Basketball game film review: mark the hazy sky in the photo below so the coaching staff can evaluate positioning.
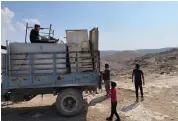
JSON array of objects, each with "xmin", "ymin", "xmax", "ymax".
[{"xmin": 1, "ymin": 1, "xmax": 178, "ymax": 50}]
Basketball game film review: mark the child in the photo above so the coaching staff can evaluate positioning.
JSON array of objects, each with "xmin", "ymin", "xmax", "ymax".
[{"xmin": 106, "ymin": 81, "xmax": 121, "ymax": 121}]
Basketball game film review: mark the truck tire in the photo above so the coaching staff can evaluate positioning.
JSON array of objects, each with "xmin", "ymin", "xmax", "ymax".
[{"xmin": 56, "ymin": 88, "xmax": 84, "ymax": 116}]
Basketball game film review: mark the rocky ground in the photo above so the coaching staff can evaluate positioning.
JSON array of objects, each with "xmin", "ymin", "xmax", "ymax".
[{"xmin": 2, "ymin": 73, "xmax": 178, "ymax": 121}]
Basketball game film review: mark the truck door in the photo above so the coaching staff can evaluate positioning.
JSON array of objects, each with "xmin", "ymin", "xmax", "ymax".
[{"xmin": 89, "ymin": 27, "xmax": 99, "ymax": 71}]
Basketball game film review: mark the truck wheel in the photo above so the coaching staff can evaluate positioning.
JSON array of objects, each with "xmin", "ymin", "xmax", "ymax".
[{"xmin": 56, "ymin": 88, "xmax": 84, "ymax": 116}]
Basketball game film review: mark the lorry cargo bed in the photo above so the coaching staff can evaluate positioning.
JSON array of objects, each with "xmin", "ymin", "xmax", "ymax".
[{"xmin": 1, "ymin": 50, "xmax": 100, "ymax": 94}]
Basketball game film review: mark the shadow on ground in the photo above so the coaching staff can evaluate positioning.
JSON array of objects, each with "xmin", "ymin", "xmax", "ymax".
[
  {"xmin": 120, "ymin": 101, "xmax": 139, "ymax": 112},
  {"xmin": 1, "ymin": 95, "xmax": 108, "ymax": 121},
  {"xmin": 2, "ymin": 101, "xmax": 88, "ymax": 121},
  {"xmin": 88, "ymin": 95, "xmax": 108, "ymax": 106}
]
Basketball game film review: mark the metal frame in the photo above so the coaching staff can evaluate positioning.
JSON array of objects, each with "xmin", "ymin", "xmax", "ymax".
[
  {"xmin": 89, "ymin": 27, "xmax": 100, "ymax": 72},
  {"xmin": 1, "ymin": 51, "xmax": 100, "ymax": 94},
  {"xmin": 7, "ymin": 51, "xmax": 100, "ymax": 72},
  {"xmin": 25, "ymin": 23, "xmax": 55, "ymax": 43}
]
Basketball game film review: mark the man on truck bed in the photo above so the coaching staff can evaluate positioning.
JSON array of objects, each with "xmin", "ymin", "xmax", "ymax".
[
  {"xmin": 103, "ymin": 63, "xmax": 110, "ymax": 97},
  {"xmin": 30, "ymin": 24, "xmax": 59, "ymax": 43}
]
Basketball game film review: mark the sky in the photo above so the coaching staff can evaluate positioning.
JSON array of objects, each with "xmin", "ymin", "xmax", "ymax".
[{"xmin": 1, "ymin": 1, "xmax": 178, "ymax": 50}]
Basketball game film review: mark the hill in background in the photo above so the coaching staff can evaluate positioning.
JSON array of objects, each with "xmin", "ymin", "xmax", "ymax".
[
  {"xmin": 100, "ymin": 47, "xmax": 177, "ymax": 57},
  {"xmin": 101, "ymin": 51, "xmax": 144, "ymax": 63},
  {"xmin": 101, "ymin": 48, "xmax": 178, "ymax": 77}
]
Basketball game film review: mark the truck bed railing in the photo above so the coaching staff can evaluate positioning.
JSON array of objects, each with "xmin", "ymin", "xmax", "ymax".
[
  {"xmin": 2, "ymin": 51, "xmax": 100, "ymax": 76},
  {"xmin": 8, "ymin": 51, "xmax": 99, "ymax": 55}
]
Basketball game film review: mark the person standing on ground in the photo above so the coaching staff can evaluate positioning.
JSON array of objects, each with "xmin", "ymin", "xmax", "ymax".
[
  {"xmin": 103, "ymin": 64, "xmax": 110, "ymax": 96},
  {"xmin": 132, "ymin": 64, "xmax": 145, "ymax": 102},
  {"xmin": 106, "ymin": 81, "xmax": 121, "ymax": 121},
  {"xmin": 98, "ymin": 71, "xmax": 103, "ymax": 93}
]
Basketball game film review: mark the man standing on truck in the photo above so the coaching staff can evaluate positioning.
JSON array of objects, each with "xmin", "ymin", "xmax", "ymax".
[
  {"xmin": 132, "ymin": 64, "xmax": 145, "ymax": 102},
  {"xmin": 103, "ymin": 63, "xmax": 111, "ymax": 97},
  {"xmin": 30, "ymin": 24, "xmax": 59, "ymax": 43}
]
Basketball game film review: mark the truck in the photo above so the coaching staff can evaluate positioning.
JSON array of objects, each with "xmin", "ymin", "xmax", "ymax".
[{"xmin": 1, "ymin": 24, "xmax": 100, "ymax": 116}]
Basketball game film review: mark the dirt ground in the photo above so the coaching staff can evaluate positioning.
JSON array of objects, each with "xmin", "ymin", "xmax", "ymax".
[{"xmin": 2, "ymin": 74, "xmax": 178, "ymax": 121}]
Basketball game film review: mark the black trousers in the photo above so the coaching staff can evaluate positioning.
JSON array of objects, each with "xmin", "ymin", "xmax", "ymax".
[
  {"xmin": 30, "ymin": 36, "xmax": 57, "ymax": 43},
  {"xmin": 135, "ymin": 83, "xmax": 143, "ymax": 98},
  {"xmin": 109, "ymin": 102, "xmax": 121, "ymax": 120}
]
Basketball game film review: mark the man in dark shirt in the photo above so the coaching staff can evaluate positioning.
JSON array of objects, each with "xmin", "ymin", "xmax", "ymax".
[
  {"xmin": 103, "ymin": 63, "xmax": 110, "ymax": 96},
  {"xmin": 132, "ymin": 64, "xmax": 145, "ymax": 102},
  {"xmin": 30, "ymin": 24, "xmax": 58, "ymax": 43}
]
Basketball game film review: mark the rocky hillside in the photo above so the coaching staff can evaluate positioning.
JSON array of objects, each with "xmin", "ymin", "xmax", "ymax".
[
  {"xmin": 101, "ymin": 51, "xmax": 144, "ymax": 63},
  {"xmin": 101, "ymin": 48, "xmax": 178, "ymax": 77},
  {"xmin": 100, "ymin": 47, "xmax": 176, "ymax": 57}
]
